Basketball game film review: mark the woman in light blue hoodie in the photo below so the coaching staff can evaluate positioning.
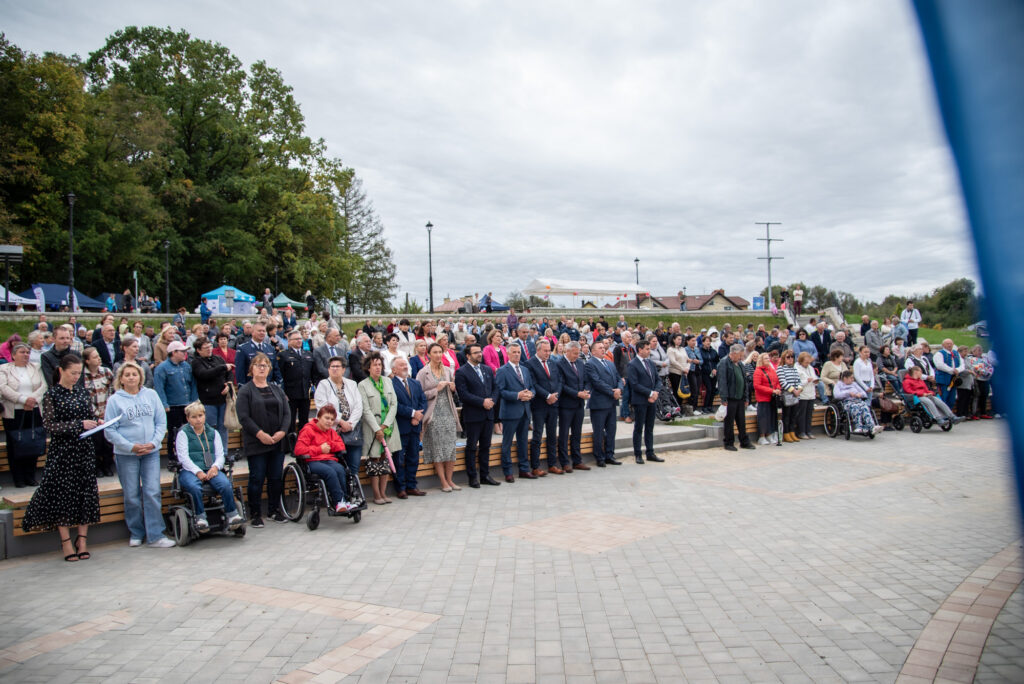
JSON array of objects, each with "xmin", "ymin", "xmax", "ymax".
[{"xmin": 104, "ymin": 361, "xmax": 174, "ymax": 548}]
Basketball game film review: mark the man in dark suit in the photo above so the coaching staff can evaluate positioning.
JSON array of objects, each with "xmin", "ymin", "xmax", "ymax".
[
  {"xmin": 454, "ymin": 343, "xmax": 500, "ymax": 488},
  {"xmin": 348, "ymin": 334, "xmax": 371, "ymax": 383},
  {"xmin": 585, "ymin": 340, "xmax": 623, "ymax": 466},
  {"xmin": 391, "ymin": 357, "xmax": 428, "ymax": 498},
  {"xmin": 556, "ymin": 341, "xmax": 591, "ymax": 472},
  {"xmin": 314, "ymin": 328, "xmax": 344, "ymax": 385},
  {"xmin": 235, "ymin": 321, "xmax": 282, "ymax": 384},
  {"xmin": 495, "ymin": 342, "xmax": 535, "ymax": 481},
  {"xmin": 279, "ymin": 330, "xmax": 314, "ymax": 435},
  {"xmin": 810, "ymin": 322, "xmax": 833, "ymax": 366},
  {"xmin": 613, "ymin": 331, "xmax": 637, "ymax": 422},
  {"xmin": 455, "ymin": 334, "xmax": 477, "ymax": 367},
  {"xmin": 526, "ymin": 339, "xmax": 560, "ymax": 475},
  {"xmin": 93, "ymin": 323, "xmax": 123, "ymax": 370},
  {"xmin": 513, "ymin": 325, "xmax": 535, "ymax": 361},
  {"xmin": 626, "ymin": 339, "xmax": 665, "ymax": 464}
]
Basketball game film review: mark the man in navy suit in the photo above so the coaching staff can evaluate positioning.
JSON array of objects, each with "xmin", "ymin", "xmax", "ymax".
[
  {"xmin": 495, "ymin": 342, "xmax": 535, "ymax": 481},
  {"xmin": 391, "ymin": 357, "xmax": 428, "ymax": 498},
  {"xmin": 585, "ymin": 340, "xmax": 623, "ymax": 466},
  {"xmin": 455, "ymin": 343, "xmax": 501, "ymax": 487},
  {"xmin": 556, "ymin": 341, "xmax": 591, "ymax": 471},
  {"xmin": 93, "ymin": 323, "xmax": 123, "ymax": 370},
  {"xmin": 526, "ymin": 339, "xmax": 560, "ymax": 475},
  {"xmin": 627, "ymin": 338, "xmax": 665, "ymax": 464}
]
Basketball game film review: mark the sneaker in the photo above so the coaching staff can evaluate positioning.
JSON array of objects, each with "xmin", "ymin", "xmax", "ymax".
[
  {"xmin": 227, "ymin": 513, "xmax": 244, "ymax": 530},
  {"xmin": 335, "ymin": 501, "xmax": 354, "ymax": 513},
  {"xmin": 195, "ymin": 516, "xmax": 210, "ymax": 532},
  {"xmin": 270, "ymin": 511, "xmax": 288, "ymax": 523},
  {"xmin": 693, "ymin": 410, "xmax": 703, "ymax": 416},
  {"xmin": 872, "ymin": 425, "xmax": 885, "ymax": 434},
  {"xmin": 250, "ymin": 516, "xmax": 265, "ymax": 528},
  {"xmin": 757, "ymin": 437, "xmax": 770, "ymax": 446},
  {"xmin": 768, "ymin": 433, "xmax": 778, "ymax": 443},
  {"xmin": 147, "ymin": 537, "xmax": 176, "ymax": 548},
  {"xmin": 129, "ymin": 538, "xmax": 143, "ymax": 547}
]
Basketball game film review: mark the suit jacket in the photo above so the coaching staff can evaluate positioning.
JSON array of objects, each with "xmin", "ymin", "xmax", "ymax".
[
  {"xmin": 556, "ymin": 356, "xmax": 589, "ymax": 410},
  {"xmin": 279, "ymin": 347, "xmax": 314, "ymax": 400},
  {"xmin": 495, "ymin": 362, "xmax": 533, "ymax": 421},
  {"xmin": 626, "ymin": 356, "xmax": 659, "ymax": 406},
  {"xmin": 313, "ymin": 342, "xmax": 343, "ymax": 382},
  {"xmin": 393, "ymin": 374, "xmax": 427, "ymax": 436},
  {"xmin": 526, "ymin": 356, "xmax": 561, "ymax": 409},
  {"xmin": 236, "ymin": 339, "xmax": 282, "ymax": 385},
  {"xmin": 92, "ymin": 339, "xmax": 123, "ymax": 370},
  {"xmin": 455, "ymin": 362, "xmax": 498, "ymax": 423},
  {"xmin": 585, "ymin": 356, "xmax": 622, "ymax": 411},
  {"xmin": 349, "ymin": 348, "xmax": 367, "ymax": 383},
  {"xmin": 810, "ymin": 330, "xmax": 833, "ymax": 361}
]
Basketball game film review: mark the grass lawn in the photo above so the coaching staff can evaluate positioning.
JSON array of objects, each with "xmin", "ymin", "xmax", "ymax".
[{"xmin": 841, "ymin": 315, "xmax": 987, "ymax": 350}]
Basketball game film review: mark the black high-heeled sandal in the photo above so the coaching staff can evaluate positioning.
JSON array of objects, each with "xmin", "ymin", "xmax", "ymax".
[
  {"xmin": 75, "ymin": 534, "xmax": 90, "ymax": 560},
  {"xmin": 61, "ymin": 535, "xmax": 79, "ymax": 562}
]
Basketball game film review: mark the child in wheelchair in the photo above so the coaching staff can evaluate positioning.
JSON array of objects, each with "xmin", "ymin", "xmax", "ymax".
[
  {"xmin": 293, "ymin": 405, "xmax": 359, "ymax": 513},
  {"xmin": 174, "ymin": 401, "xmax": 245, "ymax": 532},
  {"xmin": 901, "ymin": 365, "xmax": 957, "ymax": 426}
]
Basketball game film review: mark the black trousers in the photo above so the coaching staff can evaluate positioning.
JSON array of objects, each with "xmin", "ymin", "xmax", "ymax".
[
  {"xmin": 687, "ymin": 371, "xmax": 701, "ymax": 409},
  {"xmin": 631, "ymin": 401, "xmax": 656, "ymax": 458},
  {"xmin": 166, "ymin": 406, "xmax": 187, "ymax": 461},
  {"xmin": 667, "ymin": 372, "xmax": 682, "ymax": 398},
  {"xmin": 756, "ymin": 400, "xmax": 777, "ymax": 437},
  {"xmin": 557, "ymin": 405, "xmax": 585, "ymax": 466},
  {"xmin": 797, "ymin": 399, "xmax": 813, "ymax": 435},
  {"xmin": 590, "ymin": 408, "xmax": 617, "ymax": 464},
  {"xmin": 701, "ymin": 374, "xmax": 716, "ymax": 409},
  {"xmin": 530, "ymin": 403, "xmax": 559, "ymax": 469},
  {"xmin": 907, "ymin": 328, "xmax": 918, "ymax": 345},
  {"xmin": 463, "ymin": 419, "xmax": 493, "ymax": 480},
  {"xmin": 3, "ymin": 409, "xmax": 42, "ymax": 485},
  {"xmin": 287, "ymin": 394, "xmax": 309, "ymax": 435},
  {"xmin": 782, "ymin": 400, "xmax": 798, "ymax": 434},
  {"xmin": 956, "ymin": 387, "xmax": 974, "ymax": 417},
  {"xmin": 722, "ymin": 400, "xmax": 750, "ymax": 447}
]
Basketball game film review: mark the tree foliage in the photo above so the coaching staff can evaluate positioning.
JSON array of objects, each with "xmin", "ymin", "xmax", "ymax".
[{"xmin": 0, "ymin": 28, "xmax": 394, "ymax": 310}]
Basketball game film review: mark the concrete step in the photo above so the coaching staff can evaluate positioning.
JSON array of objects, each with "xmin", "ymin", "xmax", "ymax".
[{"xmin": 612, "ymin": 424, "xmax": 706, "ymax": 450}]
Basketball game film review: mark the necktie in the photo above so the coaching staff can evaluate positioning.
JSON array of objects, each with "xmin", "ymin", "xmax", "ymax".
[
  {"xmin": 475, "ymin": 364, "xmax": 483, "ymax": 383},
  {"xmin": 522, "ymin": 345, "xmax": 529, "ymax": 360},
  {"xmin": 571, "ymin": 360, "xmax": 579, "ymax": 378},
  {"xmin": 645, "ymin": 359, "xmax": 654, "ymax": 382},
  {"xmin": 403, "ymin": 378, "xmax": 409, "ymax": 394},
  {"xmin": 515, "ymin": 364, "xmax": 523, "ymax": 384},
  {"xmin": 542, "ymin": 360, "xmax": 549, "ymax": 377}
]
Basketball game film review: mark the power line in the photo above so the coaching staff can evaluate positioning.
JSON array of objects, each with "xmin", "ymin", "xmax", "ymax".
[{"xmin": 756, "ymin": 222, "xmax": 783, "ymax": 308}]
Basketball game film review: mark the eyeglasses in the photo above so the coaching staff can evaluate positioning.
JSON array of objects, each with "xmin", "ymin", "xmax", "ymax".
[{"xmin": 253, "ymin": 363, "xmax": 271, "ymax": 369}]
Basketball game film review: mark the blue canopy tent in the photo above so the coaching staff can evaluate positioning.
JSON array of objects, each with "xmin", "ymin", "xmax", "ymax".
[
  {"xmin": 477, "ymin": 293, "xmax": 509, "ymax": 312},
  {"xmin": 200, "ymin": 285, "xmax": 257, "ymax": 316},
  {"xmin": 20, "ymin": 283, "xmax": 105, "ymax": 311}
]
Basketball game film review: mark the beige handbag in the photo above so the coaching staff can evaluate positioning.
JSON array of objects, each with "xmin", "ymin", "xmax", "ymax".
[{"xmin": 224, "ymin": 383, "xmax": 242, "ymax": 431}]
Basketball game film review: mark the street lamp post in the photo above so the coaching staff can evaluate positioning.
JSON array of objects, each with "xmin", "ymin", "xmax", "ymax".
[
  {"xmin": 634, "ymin": 257, "xmax": 639, "ymax": 285},
  {"xmin": 164, "ymin": 239, "xmax": 170, "ymax": 312},
  {"xmin": 425, "ymin": 221, "xmax": 434, "ymax": 313},
  {"xmin": 67, "ymin": 192, "xmax": 75, "ymax": 311},
  {"xmin": 274, "ymin": 264, "xmax": 279, "ymax": 294}
]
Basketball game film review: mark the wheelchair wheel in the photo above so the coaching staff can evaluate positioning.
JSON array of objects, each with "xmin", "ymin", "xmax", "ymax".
[
  {"xmin": 234, "ymin": 527, "xmax": 246, "ymax": 537},
  {"xmin": 941, "ymin": 419, "xmax": 953, "ymax": 432},
  {"xmin": 172, "ymin": 508, "xmax": 192, "ymax": 547},
  {"xmin": 280, "ymin": 462, "xmax": 305, "ymax": 522},
  {"xmin": 351, "ymin": 510, "xmax": 361, "ymax": 524},
  {"xmin": 922, "ymin": 416, "xmax": 933, "ymax": 430},
  {"xmin": 909, "ymin": 416, "xmax": 923, "ymax": 433},
  {"xmin": 307, "ymin": 510, "xmax": 320, "ymax": 531},
  {"xmin": 824, "ymin": 405, "xmax": 839, "ymax": 438},
  {"xmin": 892, "ymin": 415, "xmax": 905, "ymax": 431}
]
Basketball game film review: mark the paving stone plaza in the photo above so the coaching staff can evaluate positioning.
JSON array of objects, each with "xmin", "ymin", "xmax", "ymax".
[{"xmin": 0, "ymin": 420, "xmax": 1021, "ymax": 683}]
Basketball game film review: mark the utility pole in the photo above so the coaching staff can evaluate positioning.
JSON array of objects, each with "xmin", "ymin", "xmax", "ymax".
[{"xmin": 756, "ymin": 222, "xmax": 782, "ymax": 308}]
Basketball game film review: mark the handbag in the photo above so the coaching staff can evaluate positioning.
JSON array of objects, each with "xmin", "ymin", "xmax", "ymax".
[
  {"xmin": 878, "ymin": 394, "xmax": 898, "ymax": 413},
  {"xmin": 9, "ymin": 410, "xmax": 47, "ymax": 459},
  {"xmin": 328, "ymin": 381, "xmax": 363, "ymax": 448},
  {"xmin": 223, "ymin": 383, "xmax": 242, "ymax": 431},
  {"xmin": 782, "ymin": 391, "xmax": 800, "ymax": 407},
  {"xmin": 676, "ymin": 381, "xmax": 691, "ymax": 400}
]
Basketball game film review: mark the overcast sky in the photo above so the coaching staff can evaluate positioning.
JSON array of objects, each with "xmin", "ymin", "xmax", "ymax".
[{"xmin": 2, "ymin": 0, "xmax": 979, "ymax": 307}]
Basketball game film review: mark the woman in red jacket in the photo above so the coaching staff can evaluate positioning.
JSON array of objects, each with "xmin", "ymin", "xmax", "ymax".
[
  {"xmin": 293, "ymin": 406, "xmax": 357, "ymax": 512},
  {"xmin": 901, "ymin": 365, "xmax": 956, "ymax": 425},
  {"xmin": 752, "ymin": 353, "xmax": 782, "ymax": 445}
]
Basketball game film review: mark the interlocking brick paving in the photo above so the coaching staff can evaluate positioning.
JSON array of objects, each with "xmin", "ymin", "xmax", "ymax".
[{"xmin": 496, "ymin": 510, "xmax": 676, "ymax": 555}]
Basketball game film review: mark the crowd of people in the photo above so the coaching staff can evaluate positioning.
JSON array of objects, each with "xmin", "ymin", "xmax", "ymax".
[{"xmin": 3, "ymin": 301, "xmax": 998, "ymax": 561}]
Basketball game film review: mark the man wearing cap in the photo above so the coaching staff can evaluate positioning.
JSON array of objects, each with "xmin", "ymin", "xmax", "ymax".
[{"xmin": 155, "ymin": 340, "xmax": 199, "ymax": 464}]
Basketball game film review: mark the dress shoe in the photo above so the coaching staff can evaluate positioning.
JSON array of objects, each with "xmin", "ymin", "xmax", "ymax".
[
  {"xmin": 505, "ymin": 475, "xmax": 515, "ymax": 483},
  {"xmin": 520, "ymin": 471, "xmax": 537, "ymax": 479},
  {"xmin": 469, "ymin": 479, "xmax": 481, "ymax": 489},
  {"xmin": 724, "ymin": 445, "xmax": 738, "ymax": 451},
  {"xmin": 596, "ymin": 461, "xmax": 607, "ymax": 468},
  {"xmin": 482, "ymin": 475, "xmax": 501, "ymax": 486},
  {"xmin": 647, "ymin": 455, "xmax": 664, "ymax": 462},
  {"xmin": 635, "ymin": 456, "xmax": 645, "ymax": 464},
  {"xmin": 606, "ymin": 458, "xmax": 622, "ymax": 465},
  {"xmin": 395, "ymin": 491, "xmax": 408, "ymax": 499},
  {"xmin": 532, "ymin": 469, "xmax": 547, "ymax": 477},
  {"xmin": 408, "ymin": 489, "xmax": 427, "ymax": 496},
  {"xmin": 573, "ymin": 463, "xmax": 590, "ymax": 471},
  {"xmin": 741, "ymin": 443, "xmax": 756, "ymax": 450},
  {"xmin": 548, "ymin": 466, "xmax": 564, "ymax": 474}
]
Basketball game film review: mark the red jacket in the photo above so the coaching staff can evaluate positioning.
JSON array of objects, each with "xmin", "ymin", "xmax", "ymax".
[
  {"xmin": 902, "ymin": 376, "xmax": 933, "ymax": 397},
  {"xmin": 294, "ymin": 420, "xmax": 347, "ymax": 462},
  {"xmin": 753, "ymin": 364, "xmax": 780, "ymax": 403}
]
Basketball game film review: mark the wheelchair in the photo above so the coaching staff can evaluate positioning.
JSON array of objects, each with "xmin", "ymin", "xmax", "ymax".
[
  {"xmin": 279, "ymin": 434, "xmax": 368, "ymax": 530},
  {"xmin": 898, "ymin": 392, "xmax": 954, "ymax": 433},
  {"xmin": 823, "ymin": 397, "xmax": 876, "ymax": 440},
  {"xmin": 167, "ymin": 453, "xmax": 247, "ymax": 547}
]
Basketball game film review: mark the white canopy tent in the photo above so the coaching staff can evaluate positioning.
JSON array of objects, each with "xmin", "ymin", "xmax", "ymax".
[
  {"xmin": 0, "ymin": 285, "xmax": 37, "ymax": 307},
  {"xmin": 522, "ymin": 278, "xmax": 648, "ymax": 297}
]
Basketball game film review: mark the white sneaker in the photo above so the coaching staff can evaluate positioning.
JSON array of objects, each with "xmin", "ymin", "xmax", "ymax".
[
  {"xmin": 195, "ymin": 516, "xmax": 210, "ymax": 532},
  {"xmin": 148, "ymin": 537, "xmax": 176, "ymax": 548},
  {"xmin": 872, "ymin": 425, "xmax": 885, "ymax": 435},
  {"xmin": 227, "ymin": 513, "xmax": 244, "ymax": 530},
  {"xmin": 693, "ymin": 410, "xmax": 703, "ymax": 416},
  {"xmin": 769, "ymin": 433, "xmax": 778, "ymax": 443},
  {"xmin": 129, "ymin": 538, "xmax": 143, "ymax": 547},
  {"xmin": 757, "ymin": 437, "xmax": 770, "ymax": 446}
]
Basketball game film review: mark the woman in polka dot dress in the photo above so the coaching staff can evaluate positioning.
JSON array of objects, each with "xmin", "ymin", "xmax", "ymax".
[{"xmin": 22, "ymin": 354, "xmax": 102, "ymax": 561}]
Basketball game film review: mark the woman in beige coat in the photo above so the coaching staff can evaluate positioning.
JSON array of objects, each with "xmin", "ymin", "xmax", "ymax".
[
  {"xmin": 358, "ymin": 351, "xmax": 401, "ymax": 505},
  {"xmin": 0, "ymin": 343, "xmax": 48, "ymax": 486},
  {"xmin": 416, "ymin": 343, "xmax": 462, "ymax": 492}
]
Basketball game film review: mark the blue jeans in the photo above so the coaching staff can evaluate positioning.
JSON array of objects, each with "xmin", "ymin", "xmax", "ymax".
[
  {"xmin": 204, "ymin": 404, "xmax": 228, "ymax": 455},
  {"xmin": 938, "ymin": 385, "xmax": 957, "ymax": 408},
  {"xmin": 247, "ymin": 446, "xmax": 285, "ymax": 518},
  {"xmin": 115, "ymin": 451, "xmax": 166, "ymax": 542},
  {"xmin": 306, "ymin": 460, "xmax": 349, "ymax": 505},
  {"xmin": 619, "ymin": 383, "xmax": 632, "ymax": 418},
  {"xmin": 816, "ymin": 381, "xmax": 828, "ymax": 403},
  {"xmin": 341, "ymin": 442, "xmax": 362, "ymax": 479},
  {"xmin": 179, "ymin": 470, "xmax": 237, "ymax": 517}
]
